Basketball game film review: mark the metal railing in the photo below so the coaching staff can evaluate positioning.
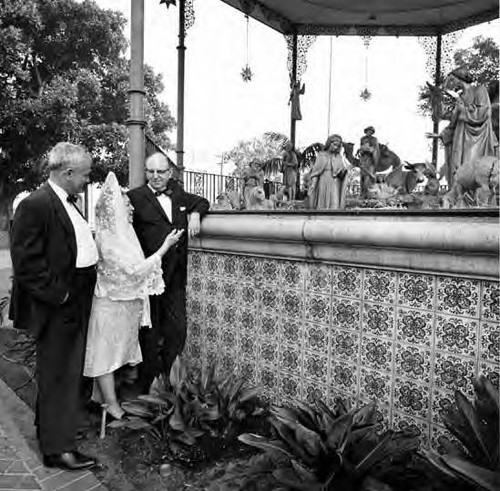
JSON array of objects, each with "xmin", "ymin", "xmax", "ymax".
[{"xmin": 183, "ymin": 171, "xmax": 244, "ymax": 204}]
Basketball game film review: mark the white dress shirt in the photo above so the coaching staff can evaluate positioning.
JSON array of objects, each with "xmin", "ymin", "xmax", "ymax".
[
  {"xmin": 48, "ymin": 180, "xmax": 98, "ymax": 268},
  {"xmin": 148, "ymin": 184, "xmax": 172, "ymax": 222}
]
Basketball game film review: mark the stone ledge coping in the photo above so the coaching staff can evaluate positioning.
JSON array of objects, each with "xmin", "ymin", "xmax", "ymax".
[{"xmin": 191, "ymin": 210, "xmax": 500, "ymax": 279}]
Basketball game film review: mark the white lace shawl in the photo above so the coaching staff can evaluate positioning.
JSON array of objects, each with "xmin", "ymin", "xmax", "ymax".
[{"xmin": 94, "ymin": 172, "xmax": 164, "ymax": 303}]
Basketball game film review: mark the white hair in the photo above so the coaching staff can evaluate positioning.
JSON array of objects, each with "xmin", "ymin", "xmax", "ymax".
[{"xmin": 47, "ymin": 142, "xmax": 91, "ymax": 171}]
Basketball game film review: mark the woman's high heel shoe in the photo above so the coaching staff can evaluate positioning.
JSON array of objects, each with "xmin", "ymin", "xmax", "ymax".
[{"xmin": 99, "ymin": 404, "xmax": 125, "ymax": 439}]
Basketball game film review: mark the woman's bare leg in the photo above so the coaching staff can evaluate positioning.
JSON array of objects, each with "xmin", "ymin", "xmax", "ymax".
[{"xmin": 96, "ymin": 373, "xmax": 124, "ymax": 419}]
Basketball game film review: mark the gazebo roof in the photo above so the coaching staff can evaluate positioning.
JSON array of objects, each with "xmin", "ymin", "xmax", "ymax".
[{"xmin": 220, "ymin": 0, "xmax": 499, "ymax": 36}]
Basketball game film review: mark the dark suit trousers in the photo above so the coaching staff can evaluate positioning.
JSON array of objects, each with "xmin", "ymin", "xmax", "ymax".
[
  {"xmin": 138, "ymin": 267, "xmax": 187, "ymax": 392},
  {"xmin": 35, "ymin": 267, "xmax": 96, "ymax": 455}
]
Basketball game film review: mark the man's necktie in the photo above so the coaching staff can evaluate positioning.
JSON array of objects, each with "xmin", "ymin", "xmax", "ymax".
[
  {"xmin": 154, "ymin": 189, "xmax": 173, "ymax": 197},
  {"xmin": 67, "ymin": 194, "xmax": 85, "ymax": 219}
]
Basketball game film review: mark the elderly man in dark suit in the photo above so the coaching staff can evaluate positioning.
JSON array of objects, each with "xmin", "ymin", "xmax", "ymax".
[
  {"xmin": 128, "ymin": 153, "xmax": 209, "ymax": 393},
  {"xmin": 10, "ymin": 142, "xmax": 98, "ymax": 471}
]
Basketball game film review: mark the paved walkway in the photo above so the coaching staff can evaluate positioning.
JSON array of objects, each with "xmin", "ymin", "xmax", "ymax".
[{"xmin": 0, "ymin": 377, "xmax": 106, "ymax": 491}]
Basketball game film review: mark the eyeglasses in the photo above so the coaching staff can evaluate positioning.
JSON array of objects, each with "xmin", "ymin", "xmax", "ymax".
[{"xmin": 145, "ymin": 168, "xmax": 169, "ymax": 175}]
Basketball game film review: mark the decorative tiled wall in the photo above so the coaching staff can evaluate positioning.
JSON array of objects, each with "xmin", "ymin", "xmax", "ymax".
[{"xmin": 185, "ymin": 251, "xmax": 499, "ymax": 451}]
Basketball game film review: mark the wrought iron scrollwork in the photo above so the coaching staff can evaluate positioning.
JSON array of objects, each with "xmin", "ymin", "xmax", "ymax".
[
  {"xmin": 285, "ymin": 34, "xmax": 317, "ymax": 81},
  {"xmin": 185, "ymin": 0, "xmax": 195, "ymax": 33}
]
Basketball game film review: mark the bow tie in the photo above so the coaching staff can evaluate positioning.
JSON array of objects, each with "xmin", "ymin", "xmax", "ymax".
[
  {"xmin": 67, "ymin": 194, "xmax": 79, "ymax": 204},
  {"xmin": 154, "ymin": 189, "xmax": 173, "ymax": 197}
]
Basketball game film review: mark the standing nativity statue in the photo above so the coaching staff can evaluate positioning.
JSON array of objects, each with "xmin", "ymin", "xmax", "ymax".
[
  {"xmin": 308, "ymin": 134, "xmax": 351, "ymax": 210},
  {"xmin": 428, "ymin": 66, "xmax": 498, "ymax": 188},
  {"xmin": 289, "ymin": 80, "xmax": 305, "ymax": 121}
]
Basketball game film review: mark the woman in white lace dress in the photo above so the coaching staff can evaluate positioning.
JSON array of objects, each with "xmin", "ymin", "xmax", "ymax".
[{"xmin": 84, "ymin": 172, "xmax": 182, "ymax": 420}]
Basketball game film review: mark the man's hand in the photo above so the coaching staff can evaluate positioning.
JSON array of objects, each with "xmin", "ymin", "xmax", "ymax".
[{"xmin": 188, "ymin": 212, "xmax": 201, "ymax": 239}]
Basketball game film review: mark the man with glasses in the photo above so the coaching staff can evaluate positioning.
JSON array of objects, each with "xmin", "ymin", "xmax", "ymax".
[{"xmin": 128, "ymin": 153, "xmax": 209, "ymax": 393}]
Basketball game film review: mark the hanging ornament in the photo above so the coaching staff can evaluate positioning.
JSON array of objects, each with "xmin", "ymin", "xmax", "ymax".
[
  {"xmin": 360, "ymin": 35, "xmax": 372, "ymax": 101},
  {"xmin": 241, "ymin": 15, "xmax": 253, "ymax": 82}
]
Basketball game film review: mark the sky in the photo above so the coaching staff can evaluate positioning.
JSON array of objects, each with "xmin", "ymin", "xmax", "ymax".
[{"xmin": 96, "ymin": 0, "xmax": 499, "ymax": 174}]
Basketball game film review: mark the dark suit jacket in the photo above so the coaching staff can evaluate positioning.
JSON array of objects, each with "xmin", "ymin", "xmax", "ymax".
[
  {"xmin": 9, "ymin": 183, "xmax": 76, "ymax": 336},
  {"xmin": 127, "ymin": 180, "xmax": 209, "ymax": 288}
]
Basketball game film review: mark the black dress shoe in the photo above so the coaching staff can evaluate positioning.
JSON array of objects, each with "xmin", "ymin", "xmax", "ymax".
[{"xmin": 43, "ymin": 451, "xmax": 96, "ymax": 471}]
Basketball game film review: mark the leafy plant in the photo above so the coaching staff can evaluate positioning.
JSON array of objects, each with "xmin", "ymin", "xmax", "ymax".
[
  {"xmin": 120, "ymin": 357, "xmax": 266, "ymax": 459},
  {"xmin": 238, "ymin": 399, "xmax": 419, "ymax": 490},
  {"xmin": 0, "ymin": 295, "xmax": 8, "ymax": 327},
  {"xmin": 424, "ymin": 375, "xmax": 500, "ymax": 491}
]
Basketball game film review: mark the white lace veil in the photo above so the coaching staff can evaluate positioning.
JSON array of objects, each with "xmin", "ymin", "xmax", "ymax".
[{"xmin": 94, "ymin": 172, "xmax": 164, "ymax": 301}]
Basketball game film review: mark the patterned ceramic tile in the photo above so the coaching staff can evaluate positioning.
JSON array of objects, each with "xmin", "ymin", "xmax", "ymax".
[
  {"xmin": 220, "ymin": 280, "xmax": 239, "ymax": 304},
  {"xmin": 188, "ymin": 274, "xmax": 204, "ymax": 296},
  {"xmin": 188, "ymin": 251, "xmax": 202, "ymax": 272},
  {"xmin": 280, "ymin": 317, "xmax": 303, "ymax": 346},
  {"xmin": 221, "ymin": 254, "xmax": 240, "ymax": 278},
  {"xmin": 302, "ymin": 382, "xmax": 328, "ymax": 405},
  {"xmin": 239, "ymin": 359, "xmax": 257, "ymax": 384},
  {"xmin": 435, "ymin": 314, "xmax": 478, "ymax": 358},
  {"xmin": 330, "ymin": 361, "xmax": 359, "ymax": 394},
  {"xmin": 258, "ymin": 367, "xmax": 279, "ymax": 391},
  {"xmin": 434, "ymin": 352, "xmax": 475, "ymax": 396},
  {"xmin": 205, "ymin": 253, "xmax": 223, "ymax": 276},
  {"xmin": 262, "ymin": 259, "xmax": 282, "ymax": 285},
  {"xmin": 282, "ymin": 261, "xmax": 305, "ymax": 290},
  {"xmin": 240, "ymin": 308, "xmax": 258, "ymax": 334},
  {"xmin": 240, "ymin": 256, "xmax": 261, "ymax": 282},
  {"xmin": 362, "ymin": 303, "xmax": 395, "ymax": 338},
  {"xmin": 397, "ymin": 273, "xmax": 435, "ymax": 311},
  {"xmin": 392, "ymin": 411, "xmax": 429, "ymax": 449},
  {"xmin": 304, "ymin": 322, "xmax": 329, "ymax": 352},
  {"xmin": 396, "ymin": 308, "xmax": 433, "ymax": 347},
  {"xmin": 219, "ymin": 351, "xmax": 238, "ymax": 377},
  {"xmin": 281, "ymin": 289, "xmax": 304, "ymax": 319},
  {"xmin": 363, "ymin": 270, "xmax": 396, "ymax": 304},
  {"xmin": 303, "ymin": 351, "xmax": 329, "ymax": 384},
  {"xmin": 394, "ymin": 343, "xmax": 431, "ymax": 383},
  {"xmin": 305, "ymin": 264, "xmax": 332, "ymax": 295},
  {"xmin": 220, "ymin": 328, "xmax": 237, "ymax": 351},
  {"xmin": 331, "ymin": 328, "xmax": 360, "ymax": 363},
  {"xmin": 279, "ymin": 345, "xmax": 302, "ymax": 375},
  {"xmin": 261, "ymin": 286, "xmax": 281, "ymax": 312},
  {"xmin": 205, "ymin": 301, "xmax": 221, "ymax": 323},
  {"xmin": 188, "ymin": 319, "xmax": 202, "ymax": 342},
  {"xmin": 241, "ymin": 284, "xmax": 259, "ymax": 306},
  {"xmin": 431, "ymin": 388, "xmax": 455, "ymax": 426},
  {"xmin": 359, "ymin": 368, "xmax": 392, "ymax": 406},
  {"xmin": 240, "ymin": 333, "xmax": 257, "ymax": 360},
  {"xmin": 205, "ymin": 324, "xmax": 220, "ymax": 347},
  {"xmin": 480, "ymin": 321, "xmax": 500, "ymax": 363},
  {"xmin": 331, "ymin": 298, "xmax": 361, "ymax": 330},
  {"xmin": 280, "ymin": 374, "xmax": 302, "ymax": 400},
  {"xmin": 393, "ymin": 377, "xmax": 430, "ymax": 419},
  {"xmin": 331, "ymin": 266, "xmax": 362, "ymax": 299},
  {"xmin": 221, "ymin": 304, "xmax": 239, "ymax": 327},
  {"xmin": 188, "ymin": 298, "xmax": 204, "ymax": 320},
  {"xmin": 205, "ymin": 278, "xmax": 220, "ymax": 299},
  {"xmin": 305, "ymin": 294, "xmax": 331, "ymax": 325},
  {"xmin": 478, "ymin": 361, "xmax": 500, "ymax": 391},
  {"xmin": 481, "ymin": 281, "xmax": 500, "ymax": 321},
  {"xmin": 437, "ymin": 277, "xmax": 480, "ymax": 318},
  {"xmin": 360, "ymin": 335, "xmax": 393, "ymax": 372},
  {"xmin": 258, "ymin": 339, "xmax": 279, "ymax": 367},
  {"xmin": 259, "ymin": 313, "xmax": 280, "ymax": 339}
]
